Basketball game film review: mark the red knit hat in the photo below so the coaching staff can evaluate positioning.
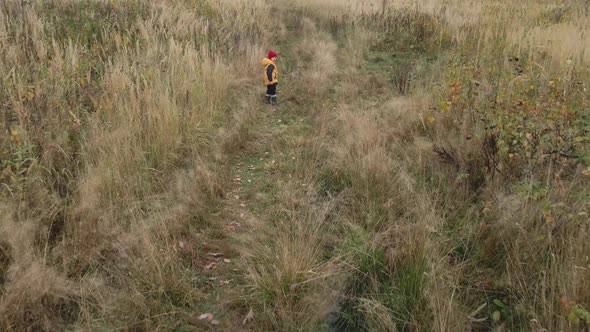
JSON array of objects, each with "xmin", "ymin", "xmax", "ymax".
[{"xmin": 268, "ymin": 50, "xmax": 277, "ymax": 59}]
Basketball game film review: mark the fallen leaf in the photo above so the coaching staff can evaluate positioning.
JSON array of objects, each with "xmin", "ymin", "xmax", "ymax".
[
  {"xmin": 560, "ymin": 296, "xmax": 571, "ymax": 310},
  {"xmin": 208, "ymin": 277, "xmax": 218, "ymax": 281},
  {"xmin": 240, "ymin": 203, "xmax": 246, "ymax": 208},
  {"xmin": 198, "ymin": 313, "xmax": 213, "ymax": 321},
  {"xmin": 425, "ymin": 114, "xmax": 435, "ymax": 123},
  {"xmin": 219, "ymin": 279, "xmax": 233, "ymax": 286},
  {"xmin": 207, "ymin": 252, "xmax": 222, "ymax": 257},
  {"xmin": 582, "ymin": 169, "xmax": 590, "ymax": 176},
  {"xmin": 243, "ymin": 308, "xmax": 254, "ymax": 325},
  {"xmin": 223, "ymin": 258, "xmax": 231, "ymax": 263},
  {"xmin": 204, "ymin": 262, "xmax": 217, "ymax": 270},
  {"xmin": 211, "ymin": 320, "xmax": 220, "ymax": 325},
  {"xmin": 543, "ymin": 209, "xmax": 555, "ymax": 224}
]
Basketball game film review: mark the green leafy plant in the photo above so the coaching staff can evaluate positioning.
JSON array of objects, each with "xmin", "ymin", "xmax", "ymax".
[
  {"xmin": 512, "ymin": 179, "xmax": 548, "ymax": 201},
  {"xmin": 569, "ymin": 305, "xmax": 590, "ymax": 327},
  {"xmin": 1, "ymin": 129, "xmax": 35, "ymax": 186},
  {"xmin": 491, "ymin": 299, "xmax": 511, "ymax": 324},
  {"xmin": 561, "ymin": 296, "xmax": 590, "ymax": 327}
]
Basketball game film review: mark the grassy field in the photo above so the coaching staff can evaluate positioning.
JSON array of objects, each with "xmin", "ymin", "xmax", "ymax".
[{"xmin": 0, "ymin": 0, "xmax": 589, "ymax": 331}]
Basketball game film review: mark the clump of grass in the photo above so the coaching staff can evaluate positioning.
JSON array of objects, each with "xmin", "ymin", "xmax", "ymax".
[
  {"xmin": 241, "ymin": 189, "xmax": 341, "ymax": 330},
  {"xmin": 333, "ymin": 227, "xmax": 429, "ymax": 331}
]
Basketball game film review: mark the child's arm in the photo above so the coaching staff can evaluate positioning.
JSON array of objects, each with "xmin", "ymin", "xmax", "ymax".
[{"xmin": 266, "ymin": 64, "xmax": 275, "ymax": 83}]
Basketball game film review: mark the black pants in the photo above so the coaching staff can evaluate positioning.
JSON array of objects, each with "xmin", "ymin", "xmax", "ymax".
[{"xmin": 266, "ymin": 83, "xmax": 277, "ymax": 97}]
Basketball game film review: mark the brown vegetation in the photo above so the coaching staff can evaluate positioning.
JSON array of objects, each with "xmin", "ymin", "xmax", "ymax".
[{"xmin": 1, "ymin": 0, "xmax": 588, "ymax": 331}]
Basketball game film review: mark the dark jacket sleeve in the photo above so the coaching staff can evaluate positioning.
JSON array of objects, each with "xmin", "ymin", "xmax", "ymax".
[{"xmin": 266, "ymin": 64, "xmax": 275, "ymax": 82}]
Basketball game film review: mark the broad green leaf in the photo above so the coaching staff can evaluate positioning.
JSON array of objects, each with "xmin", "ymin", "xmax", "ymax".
[{"xmin": 493, "ymin": 299, "xmax": 507, "ymax": 309}]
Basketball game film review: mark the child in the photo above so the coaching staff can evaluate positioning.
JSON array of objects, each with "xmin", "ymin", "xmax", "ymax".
[{"xmin": 262, "ymin": 50, "xmax": 278, "ymax": 105}]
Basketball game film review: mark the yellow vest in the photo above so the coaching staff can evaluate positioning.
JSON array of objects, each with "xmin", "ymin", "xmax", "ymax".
[{"xmin": 262, "ymin": 58, "xmax": 278, "ymax": 85}]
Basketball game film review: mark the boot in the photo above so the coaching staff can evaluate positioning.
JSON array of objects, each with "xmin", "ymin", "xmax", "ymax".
[
  {"xmin": 265, "ymin": 95, "xmax": 271, "ymax": 104},
  {"xmin": 270, "ymin": 96, "xmax": 278, "ymax": 105}
]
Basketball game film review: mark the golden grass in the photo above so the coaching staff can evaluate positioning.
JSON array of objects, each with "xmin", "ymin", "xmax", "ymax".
[
  {"xmin": 0, "ymin": 0, "xmax": 588, "ymax": 330},
  {"xmin": 0, "ymin": 0, "xmax": 270, "ymax": 329}
]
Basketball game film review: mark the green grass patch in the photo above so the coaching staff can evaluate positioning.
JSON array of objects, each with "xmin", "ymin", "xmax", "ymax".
[{"xmin": 332, "ymin": 229, "xmax": 428, "ymax": 331}]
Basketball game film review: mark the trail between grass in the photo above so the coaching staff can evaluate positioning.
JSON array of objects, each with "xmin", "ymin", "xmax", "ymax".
[
  {"xmin": 191, "ymin": 6, "xmax": 408, "ymax": 331},
  {"xmin": 195, "ymin": 9, "xmax": 331, "ymax": 330},
  {"xmin": 213, "ymin": 89, "xmax": 318, "ymax": 327}
]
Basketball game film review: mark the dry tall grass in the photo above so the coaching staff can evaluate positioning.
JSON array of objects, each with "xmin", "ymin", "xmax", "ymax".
[
  {"xmin": 0, "ymin": 0, "xmax": 589, "ymax": 330},
  {"xmin": 259, "ymin": 0, "xmax": 590, "ymax": 330},
  {"xmin": 0, "ymin": 0, "xmax": 272, "ymax": 329},
  {"xmin": 318, "ymin": 0, "xmax": 589, "ymax": 330}
]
